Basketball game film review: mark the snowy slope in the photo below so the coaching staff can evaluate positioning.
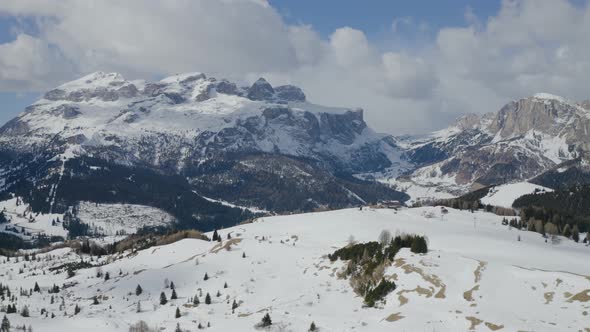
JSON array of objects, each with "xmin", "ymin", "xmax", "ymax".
[
  {"xmin": 480, "ymin": 182, "xmax": 553, "ymax": 208},
  {"xmin": 77, "ymin": 201, "xmax": 177, "ymax": 236},
  {"xmin": 0, "ymin": 198, "xmax": 67, "ymax": 239},
  {"xmin": 0, "ymin": 198, "xmax": 177, "ymax": 240},
  {"xmin": 1, "ymin": 207, "xmax": 589, "ymax": 331}
]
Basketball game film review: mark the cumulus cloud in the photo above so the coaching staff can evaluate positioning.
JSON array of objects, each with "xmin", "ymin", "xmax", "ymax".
[
  {"xmin": 0, "ymin": 33, "xmax": 74, "ymax": 90},
  {"xmin": 0, "ymin": 0, "xmax": 589, "ymax": 134}
]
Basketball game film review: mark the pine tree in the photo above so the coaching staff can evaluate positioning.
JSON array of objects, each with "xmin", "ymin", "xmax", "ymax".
[
  {"xmin": 309, "ymin": 321, "xmax": 317, "ymax": 331},
  {"xmin": 193, "ymin": 295, "xmax": 199, "ymax": 306},
  {"xmin": 563, "ymin": 224, "xmax": 572, "ymax": 238},
  {"xmin": 175, "ymin": 322, "xmax": 182, "ymax": 332},
  {"xmin": 33, "ymin": 282, "xmax": 40, "ymax": 293},
  {"xmin": 135, "ymin": 284, "xmax": 143, "ymax": 296},
  {"xmin": 198, "ymin": 323, "xmax": 203, "ymax": 329},
  {"xmin": 21, "ymin": 305, "xmax": 30, "ymax": 317},
  {"xmin": 1, "ymin": 315, "xmax": 9, "ymax": 332},
  {"xmin": 170, "ymin": 282, "xmax": 175, "ymax": 290},
  {"xmin": 261, "ymin": 313, "xmax": 272, "ymax": 327},
  {"xmin": 104, "ymin": 272, "xmax": 110, "ymax": 281},
  {"xmin": 93, "ymin": 296, "xmax": 99, "ymax": 305},
  {"xmin": 171, "ymin": 289, "xmax": 178, "ymax": 300},
  {"xmin": 572, "ymin": 225, "xmax": 580, "ymax": 242},
  {"xmin": 204, "ymin": 273, "xmax": 209, "ymax": 281},
  {"xmin": 74, "ymin": 304, "xmax": 81, "ymax": 315},
  {"xmin": 224, "ymin": 282, "xmax": 228, "ymax": 288},
  {"xmin": 242, "ymin": 252, "xmax": 246, "ymax": 258},
  {"xmin": 160, "ymin": 292, "xmax": 168, "ymax": 305},
  {"xmin": 175, "ymin": 307, "xmax": 181, "ymax": 319},
  {"xmin": 232, "ymin": 299, "xmax": 238, "ymax": 310},
  {"xmin": 205, "ymin": 293, "xmax": 211, "ymax": 305},
  {"xmin": 212, "ymin": 230, "xmax": 219, "ymax": 241}
]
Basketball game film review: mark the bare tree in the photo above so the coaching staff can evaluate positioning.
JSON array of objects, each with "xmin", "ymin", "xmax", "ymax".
[{"xmin": 378, "ymin": 230, "xmax": 392, "ymax": 246}]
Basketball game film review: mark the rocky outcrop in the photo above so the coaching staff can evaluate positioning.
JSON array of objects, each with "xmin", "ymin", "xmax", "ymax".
[
  {"xmin": 0, "ymin": 71, "xmax": 407, "ymax": 213},
  {"xmin": 404, "ymin": 93, "xmax": 590, "ymax": 192}
]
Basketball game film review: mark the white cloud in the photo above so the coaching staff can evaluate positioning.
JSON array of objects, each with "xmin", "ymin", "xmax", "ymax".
[
  {"xmin": 0, "ymin": 0, "xmax": 590, "ymax": 134},
  {"xmin": 0, "ymin": 33, "xmax": 74, "ymax": 90}
]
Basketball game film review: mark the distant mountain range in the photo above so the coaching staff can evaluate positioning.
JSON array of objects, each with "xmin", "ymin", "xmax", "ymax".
[
  {"xmin": 0, "ymin": 72, "xmax": 408, "ymax": 230},
  {"xmin": 1, "ymin": 71, "xmax": 590, "ymax": 230}
]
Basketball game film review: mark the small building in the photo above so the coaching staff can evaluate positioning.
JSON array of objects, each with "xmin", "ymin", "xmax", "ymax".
[{"xmin": 379, "ymin": 200, "xmax": 402, "ymax": 209}]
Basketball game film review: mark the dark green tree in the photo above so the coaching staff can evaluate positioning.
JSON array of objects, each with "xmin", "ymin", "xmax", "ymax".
[
  {"xmin": 260, "ymin": 313, "xmax": 272, "ymax": 327},
  {"xmin": 1, "ymin": 315, "xmax": 9, "ymax": 332},
  {"xmin": 175, "ymin": 307, "xmax": 181, "ymax": 319},
  {"xmin": 160, "ymin": 292, "xmax": 168, "ymax": 305},
  {"xmin": 309, "ymin": 321, "xmax": 317, "ymax": 331},
  {"xmin": 135, "ymin": 284, "xmax": 143, "ymax": 296}
]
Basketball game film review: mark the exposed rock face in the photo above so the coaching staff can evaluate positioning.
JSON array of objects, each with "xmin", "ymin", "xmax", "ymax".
[
  {"xmin": 0, "ymin": 71, "xmax": 407, "ymax": 214},
  {"xmin": 247, "ymin": 78, "xmax": 274, "ymax": 101},
  {"xmin": 404, "ymin": 93, "xmax": 590, "ymax": 192},
  {"xmin": 274, "ymin": 85, "xmax": 306, "ymax": 102}
]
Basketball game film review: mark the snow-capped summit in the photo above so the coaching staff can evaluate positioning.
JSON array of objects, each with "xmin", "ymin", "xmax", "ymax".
[
  {"xmin": 532, "ymin": 92, "xmax": 567, "ymax": 102},
  {"xmin": 0, "ymin": 71, "xmax": 408, "ymax": 215},
  {"xmin": 394, "ymin": 92, "xmax": 590, "ymax": 197}
]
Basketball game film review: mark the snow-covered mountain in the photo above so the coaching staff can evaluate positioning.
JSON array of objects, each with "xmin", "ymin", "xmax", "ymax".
[
  {"xmin": 0, "ymin": 71, "xmax": 401, "ymax": 174},
  {"xmin": 1, "ymin": 206, "xmax": 588, "ymax": 331},
  {"xmin": 393, "ymin": 93, "xmax": 590, "ymax": 197},
  {"xmin": 0, "ymin": 72, "xmax": 408, "ymax": 229}
]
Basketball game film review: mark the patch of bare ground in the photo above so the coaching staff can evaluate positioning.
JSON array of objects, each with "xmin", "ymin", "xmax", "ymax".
[
  {"xmin": 484, "ymin": 322, "xmax": 504, "ymax": 331},
  {"xmin": 474, "ymin": 260, "xmax": 487, "ymax": 283},
  {"xmin": 393, "ymin": 258, "xmax": 406, "ymax": 267},
  {"xmin": 544, "ymin": 292, "xmax": 554, "ymax": 304},
  {"xmin": 463, "ymin": 285, "xmax": 480, "ymax": 302},
  {"xmin": 465, "ymin": 316, "xmax": 483, "ymax": 330},
  {"xmin": 398, "ymin": 263, "xmax": 446, "ymax": 299},
  {"xmin": 210, "ymin": 238, "xmax": 242, "ymax": 253},
  {"xmin": 384, "ymin": 312, "xmax": 404, "ymax": 322},
  {"xmin": 567, "ymin": 289, "xmax": 590, "ymax": 303},
  {"xmin": 397, "ymin": 286, "xmax": 433, "ymax": 306}
]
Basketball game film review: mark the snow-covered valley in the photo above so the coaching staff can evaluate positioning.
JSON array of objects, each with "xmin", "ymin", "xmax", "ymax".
[{"xmin": 1, "ymin": 207, "xmax": 589, "ymax": 331}]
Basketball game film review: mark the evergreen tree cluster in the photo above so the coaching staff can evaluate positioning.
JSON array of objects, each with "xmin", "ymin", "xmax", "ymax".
[
  {"xmin": 328, "ymin": 233, "xmax": 427, "ymax": 307},
  {"xmin": 364, "ymin": 278, "xmax": 396, "ymax": 307},
  {"xmin": 514, "ymin": 185, "xmax": 590, "ymax": 234}
]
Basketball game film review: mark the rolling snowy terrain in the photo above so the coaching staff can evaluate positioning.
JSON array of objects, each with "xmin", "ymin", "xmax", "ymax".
[
  {"xmin": 0, "ymin": 198, "xmax": 177, "ymax": 240},
  {"xmin": 479, "ymin": 182, "xmax": 553, "ymax": 208},
  {"xmin": 1, "ymin": 207, "xmax": 589, "ymax": 331}
]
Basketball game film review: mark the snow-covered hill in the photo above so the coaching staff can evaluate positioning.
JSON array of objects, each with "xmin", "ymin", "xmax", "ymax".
[
  {"xmin": 1, "ymin": 207, "xmax": 588, "ymax": 331},
  {"xmin": 479, "ymin": 182, "xmax": 553, "ymax": 208},
  {"xmin": 0, "ymin": 197, "xmax": 177, "ymax": 241}
]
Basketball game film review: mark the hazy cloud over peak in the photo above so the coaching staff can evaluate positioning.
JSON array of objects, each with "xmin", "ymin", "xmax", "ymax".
[{"xmin": 0, "ymin": 0, "xmax": 589, "ymax": 134}]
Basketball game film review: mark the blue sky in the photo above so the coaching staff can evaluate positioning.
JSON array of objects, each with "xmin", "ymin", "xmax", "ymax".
[
  {"xmin": 271, "ymin": 0, "xmax": 500, "ymax": 39},
  {"xmin": 0, "ymin": 0, "xmax": 589, "ymax": 133}
]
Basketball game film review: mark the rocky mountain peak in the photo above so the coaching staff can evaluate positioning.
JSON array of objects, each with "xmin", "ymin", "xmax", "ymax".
[{"xmin": 247, "ymin": 77, "xmax": 275, "ymax": 100}]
